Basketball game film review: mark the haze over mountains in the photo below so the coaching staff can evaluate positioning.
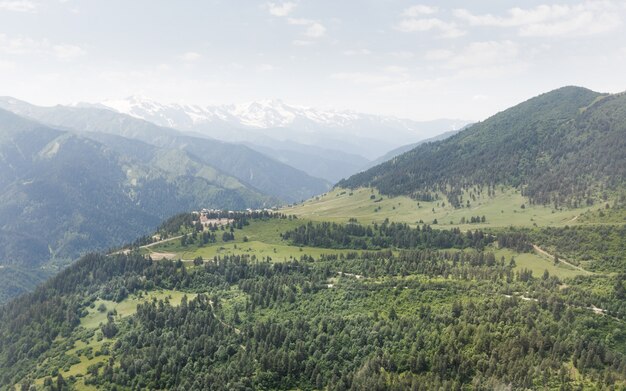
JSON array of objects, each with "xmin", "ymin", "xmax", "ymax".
[
  {"xmin": 80, "ymin": 96, "xmax": 470, "ymax": 182},
  {"xmin": 3, "ymin": 85, "xmax": 623, "ymax": 305},
  {"xmin": 0, "ymin": 106, "xmax": 281, "ymax": 299},
  {"xmin": 1, "ymin": 86, "xmax": 625, "ymax": 389},
  {"xmin": 88, "ymin": 96, "xmax": 469, "ymax": 157},
  {"xmin": 0, "ymin": 97, "xmax": 331, "ymax": 202},
  {"xmin": 0, "ymin": 94, "xmax": 466, "ymax": 301}
]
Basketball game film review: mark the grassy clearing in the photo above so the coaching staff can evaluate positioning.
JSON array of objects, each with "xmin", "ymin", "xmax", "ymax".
[
  {"xmin": 34, "ymin": 289, "xmax": 194, "ymax": 388},
  {"xmin": 177, "ymin": 240, "xmax": 353, "ymax": 262},
  {"xmin": 284, "ymin": 187, "xmax": 590, "ymax": 228},
  {"xmin": 146, "ymin": 219, "xmax": 353, "ymax": 261},
  {"xmin": 493, "ymin": 248, "xmax": 587, "ymax": 280},
  {"xmin": 81, "ymin": 289, "xmax": 193, "ymax": 329}
]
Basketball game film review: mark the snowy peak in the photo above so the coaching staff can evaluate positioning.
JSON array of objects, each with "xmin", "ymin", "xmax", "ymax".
[
  {"xmin": 227, "ymin": 99, "xmax": 297, "ymax": 128},
  {"xmin": 84, "ymin": 96, "xmax": 471, "ymax": 159},
  {"xmin": 98, "ymin": 96, "xmax": 208, "ymax": 129},
  {"xmin": 89, "ymin": 96, "xmax": 467, "ymax": 132}
]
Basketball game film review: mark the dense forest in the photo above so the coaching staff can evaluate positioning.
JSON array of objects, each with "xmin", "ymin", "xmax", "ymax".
[
  {"xmin": 281, "ymin": 220, "xmax": 492, "ymax": 250},
  {"xmin": 529, "ymin": 225, "xmax": 626, "ymax": 272},
  {"xmin": 2, "ymin": 216, "xmax": 625, "ymax": 390},
  {"xmin": 339, "ymin": 87, "xmax": 626, "ymax": 208}
]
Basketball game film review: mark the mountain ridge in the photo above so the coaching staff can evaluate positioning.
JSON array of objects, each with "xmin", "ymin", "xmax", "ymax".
[
  {"xmin": 0, "ymin": 97, "xmax": 331, "ymax": 203},
  {"xmin": 77, "ymin": 96, "xmax": 470, "ymax": 159},
  {"xmin": 0, "ymin": 107, "xmax": 281, "ymax": 301},
  {"xmin": 338, "ymin": 86, "xmax": 625, "ymax": 207}
]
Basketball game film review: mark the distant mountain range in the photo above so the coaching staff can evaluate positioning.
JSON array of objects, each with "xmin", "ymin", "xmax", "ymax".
[
  {"xmin": 0, "ymin": 97, "xmax": 330, "ymax": 202},
  {"xmin": 340, "ymin": 86, "xmax": 626, "ymax": 207},
  {"xmin": 0, "ymin": 107, "xmax": 286, "ymax": 297},
  {"xmin": 0, "ymin": 95, "xmax": 467, "ymax": 301},
  {"xmin": 79, "ymin": 96, "xmax": 470, "ymax": 181}
]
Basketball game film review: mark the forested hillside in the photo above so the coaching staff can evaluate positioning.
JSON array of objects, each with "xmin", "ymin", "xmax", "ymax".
[
  {"xmin": 339, "ymin": 87, "xmax": 626, "ymax": 207},
  {"xmin": 0, "ymin": 98, "xmax": 331, "ymax": 203},
  {"xmin": 0, "ymin": 109, "xmax": 274, "ymax": 301},
  {"xmin": 1, "ymin": 214, "xmax": 625, "ymax": 390}
]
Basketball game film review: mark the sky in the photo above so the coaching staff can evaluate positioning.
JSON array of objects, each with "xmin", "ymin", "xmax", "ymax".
[{"xmin": 1, "ymin": 0, "xmax": 626, "ymax": 121}]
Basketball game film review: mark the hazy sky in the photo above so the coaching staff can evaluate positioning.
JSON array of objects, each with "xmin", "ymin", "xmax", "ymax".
[{"xmin": 1, "ymin": 0, "xmax": 626, "ymax": 120}]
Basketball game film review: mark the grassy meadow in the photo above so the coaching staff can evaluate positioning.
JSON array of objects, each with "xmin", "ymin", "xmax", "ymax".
[{"xmin": 283, "ymin": 187, "xmax": 595, "ymax": 228}]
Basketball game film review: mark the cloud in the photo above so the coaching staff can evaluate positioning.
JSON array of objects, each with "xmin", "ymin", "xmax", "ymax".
[
  {"xmin": 396, "ymin": 17, "xmax": 465, "ymax": 38},
  {"xmin": 305, "ymin": 22, "xmax": 326, "ymax": 38},
  {"xmin": 0, "ymin": 59, "xmax": 16, "ymax": 71},
  {"xmin": 390, "ymin": 51, "xmax": 415, "ymax": 59},
  {"xmin": 0, "ymin": 0, "xmax": 36, "ymax": 12},
  {"xmin": 331, "ymin": 71, "xmax": 399, "ymax": 85},
  {"xmin": 445, "ymin": 41, "xmax": 520, "ymax": 69},
  {"xmin": 288, "ymin": 18, "xmax": 327, "ymax": 39},
  {"xmin": 52, "ymin": 44, "xmax": 85, "ymax": 60},
  {"xmin": 292, "ymin": 39, "xmax": 314, "ymax": 46},
  {"xmin": 267, "ymin": 2, "xmax": 296, "ymax": 17},
  {"xmin": 454, "ymin": 2, "xmax": 623, "ymax": 37},
  {"xmin": 402, "ymin": 5, "xmax": 438, "ymax": 17},
  {"xmin": 419, "ymin": 41, "xmax": 528, "ymax": 81},
  {"xmin": 395, "ymin": 4, "xmax": 463, "ymax": 38},
  {"xmin": 180, "ymin": 51, "xmax": 201, "ymax": 61},
  {"xmin": 430, "ymin": 40, "xmax": 529, "ymax": 81},
  {"xmin": 424, "ymin": 49, "xmax": 453, "ymax": 61},
  {"xmin": 343, "ymin": 48, "xmax": 372, "ymax": 56},
  {"xmin": 331, "ymin": 65, "xmax": 409, "ymax": 85},
  {"xmin": 257, "ymin": 63, "xmax": 276, "ymax": 72},
  {"xmin": 0, "ymin": 34, "xmax": 85, "ymax": 60}
]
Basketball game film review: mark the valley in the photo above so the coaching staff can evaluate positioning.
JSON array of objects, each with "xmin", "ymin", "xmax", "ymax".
[
  {"xmin": 1, "ymin": 86, "xmax": 625, "ymax": 390},
  {"xmin": 3, "ymin": 1, "xmax": 626, "ymax": 389}
]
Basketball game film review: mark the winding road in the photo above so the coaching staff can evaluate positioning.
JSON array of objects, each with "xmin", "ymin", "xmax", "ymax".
[{"xmin": 532, "ymin": 244, "xmax": 590, "ymax": 273}]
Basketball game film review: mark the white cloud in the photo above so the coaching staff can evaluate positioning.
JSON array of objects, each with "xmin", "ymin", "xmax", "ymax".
[
  {"xmin": 180, "ymin": 51, "xmax": 201, "ymax": 61},
  {"xmin": 402, "ymin": 5, "xmax": 438, "ymax": 17},
  {"xmin": 331, "ymin": 65, "xmax": 409, "ymax": 85},
  {"xmin": 292, "ymin": 39, "xmax": 314, "ymax": 46},
  {"xmin": 53, "ymin": 44, "xmax": 85, "ymax": 60},
  {"xmin": 0, "ymin": 59, "xmax": 16, "ymax": 71},
  {"xmin": 257, "ymin": 63, "xmax": 276, "ymax": 72},
  {"xmin": 0, "ymin": 0, "xmax": 36, "ymax": 12},
  {"xmin": 344, "ymin": 48, "xmax": 372, "ymax": 56},
  {"xmin": 0, "ymin": 34, "xmax": 38, "ymax": 54},
  {"xmin": 390, "ymin": 51, "xmax": 415, "ymax": 59},
  {"xmin": 424, "ymin": 49, "xmax": 453, "ymax": 61},
  {"xmin": 331, "ymin": 72, "xmax": 398, "ymax": 85},
  {"xmin": 396, "ymin": 17, "xmax": 465, "ymax": 38},
  {"xmin": 454, "ymin": 2, "xmax": 623, "ymax": 37},
  {"xmin": 384, "ymin": 65, "xmax": 408, "ymax": 74},
  {"xmin": 288, "ymin": 18, "xmax": 327, "ymax": 39},
  {"xmin": 446, "ymin": 41, "xmax": 520, "ymax": 69},
  {"xmin": 0, "ymin": 34, "xmax": 85, "ymax": 60},
  {"xmin": 305, "ymin": 22, "xmax": 326, "ymax": 38},
  {"xmin": 267, "ymin": 2, "xmax": 296, "ymax": 17}
]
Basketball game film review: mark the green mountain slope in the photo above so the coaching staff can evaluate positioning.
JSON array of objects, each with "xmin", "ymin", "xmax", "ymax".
[
  {"xmin": 0, "ymin": 109, "xmax": 274, "ymax": 301},
  {"xmin": 0, "ymin": 98, "xmax": 331, "ymax": 203},
  {"xmin": 1, "ymin": 215, "xmax": 625, "ymax": 390},
  {"xmin": 339, "ymin": 87, "xmax": 625, "ymax": 207}
]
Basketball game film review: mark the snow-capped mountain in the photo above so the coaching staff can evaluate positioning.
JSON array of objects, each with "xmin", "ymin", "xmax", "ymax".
[
  {"xmin": 95, "ymin": 96, "xmax": 430, "ymax": 131},
  {"xmin": 81, "ymin": 96, "xmax": 470, "ymax": 160}
]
